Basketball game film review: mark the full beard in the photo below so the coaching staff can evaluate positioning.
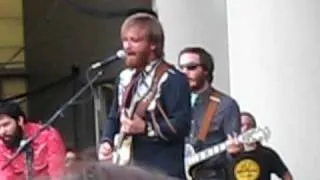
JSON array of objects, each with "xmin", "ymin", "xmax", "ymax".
[
  {"xmin": 190, "ymin": 78, "xmax": 208, "ymax": 92},
  {"xmin": 3, "ymin": 126, "xmax": 23, "ymax": 149},
  {"xmin": 125, "ymin": 52, "xmax": 149, "ymax": 69}
]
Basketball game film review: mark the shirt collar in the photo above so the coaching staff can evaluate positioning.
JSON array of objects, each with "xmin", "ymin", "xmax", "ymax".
[
  {"xmin": 141, "ymin": 59, "xmax": 161, "ymax": 78},
  {"xmin": 193, "ymin": 81, "xmax": 210, "ymax": 95},
  {"xmin": 192, "ymin": 83, "xmax": 212, "ymax": 106}
]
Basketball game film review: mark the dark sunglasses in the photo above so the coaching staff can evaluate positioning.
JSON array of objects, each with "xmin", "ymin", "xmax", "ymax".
[{"xmin": 179, "ymin": 64, "xmax": 202, "ymax": 71}]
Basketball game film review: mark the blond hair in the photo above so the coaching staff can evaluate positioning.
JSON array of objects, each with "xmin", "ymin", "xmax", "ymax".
[{"xmin": 121, "ymin": 13, "xmax": 164, "ymax": 59}]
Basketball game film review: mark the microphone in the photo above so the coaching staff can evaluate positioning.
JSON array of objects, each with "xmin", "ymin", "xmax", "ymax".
[{"xmin": 90, "ymin": 49, "xmax": 126, "ymax": 70}]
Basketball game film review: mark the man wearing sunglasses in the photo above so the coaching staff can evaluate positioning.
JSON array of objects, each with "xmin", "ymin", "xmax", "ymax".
[{"xmin": 178, "ymin": 47, "xmax": 242, "ymax": 180}]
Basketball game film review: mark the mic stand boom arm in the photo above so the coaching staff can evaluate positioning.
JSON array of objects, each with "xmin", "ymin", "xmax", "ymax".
[{"xmin": 1, "ymin": 70, "xmax": 104, "ymax": 177}]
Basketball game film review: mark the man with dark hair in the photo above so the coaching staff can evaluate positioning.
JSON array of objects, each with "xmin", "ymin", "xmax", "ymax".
[
  {"xmin": 229, "ymin": 112, "xmax": 293, "ymax": 180},
  {"xmin": 178, "ymin": 47, "xmax": 242, "ymax": 180},
  {"xmin": 178, "ymin": 47, "xmax": 215, "ymax": 83},
  {"xmin": 0, "ymin": 102, "xmax": 66, "ymax": 179},
  {"xmin": 98, "ymin": 13, "xmax": 191, "ymax": 179}
]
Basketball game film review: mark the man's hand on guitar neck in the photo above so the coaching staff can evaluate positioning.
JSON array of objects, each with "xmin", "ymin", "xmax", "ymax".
[
  {"xmin": 98, "ymin": 142, "xmax": 113, "ymax": 161},
  {"xmin": 226, "ymin": 132, "xmax": 243, "ymax": 154},
  {"xmin": 120, "ymin": 109, "xmax": 146, "ymax": 134}
]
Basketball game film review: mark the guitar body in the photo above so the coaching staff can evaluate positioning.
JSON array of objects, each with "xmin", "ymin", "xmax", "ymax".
[
  {"xmin": 184, "ymin": 144, "xmax": 197, "ymax": 180},
  {"xmin": 184, "ymin": 127, "xmax": 271, "ymax": 180},
  {"xmin": 111, "ymin": 62, "xmax": 170, "ymax": 166},
  {"xmin": 112, "ymin": 133, "xmax": 133, "ymax": 166}
]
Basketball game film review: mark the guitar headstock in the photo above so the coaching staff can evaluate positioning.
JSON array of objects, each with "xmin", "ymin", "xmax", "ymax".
[{"xmin": 239, "ymin": 126, "xmax": 271, "ymax": 144}]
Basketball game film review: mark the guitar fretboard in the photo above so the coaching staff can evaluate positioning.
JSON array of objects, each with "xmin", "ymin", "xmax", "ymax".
[
  {"xmin": 186, "ymin": 142, "xmax": 227, "ymax": 165},
  {"xmin": 185, "ymin": 126, "xmax": 270, "ymax": 175}
]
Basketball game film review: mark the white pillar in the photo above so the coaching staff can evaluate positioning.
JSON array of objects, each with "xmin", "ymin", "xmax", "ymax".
[
  {"xmin": 227, "ymin": 0, "xmax": 320, "ymax": 179},
  {"xmin": 153, "ymin": 0, "xmax": 230, "ymax": 93}
]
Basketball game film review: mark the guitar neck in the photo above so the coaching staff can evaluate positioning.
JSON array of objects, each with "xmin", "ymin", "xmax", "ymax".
[
  {"xmin": 193, "ymin": 142, "xmax": 227, "ymax": 163},
  {"xmin": 127, "ymin": 89, "xmax": 140, "ymax": 119},
  {"xmin": 193, "ymin": 133, "xmax": 247, "ymax": 162},
  {"xmin": 127, "ymin": 104, "xmax": 135, "ymax": 119},
  {"xmin": 187, "ymin": 127, "xmax": 270, "ymax": 168}
]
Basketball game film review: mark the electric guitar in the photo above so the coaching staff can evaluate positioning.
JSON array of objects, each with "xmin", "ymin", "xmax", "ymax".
[
  {"xmin": 184, "ymin": 126, "xmax": 271, "ymax": 180},
  {"xmin": 112, "ymin": 76, "xmax": 148, "ymax": 166}
]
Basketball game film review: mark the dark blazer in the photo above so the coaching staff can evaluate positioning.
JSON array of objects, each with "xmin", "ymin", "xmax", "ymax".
[
  {"xmin": 189, "ymin": 86, "xmax": 241, "ymax": 179},
  {"xmin": 101, "ymin": 64, "xmax": 191, "ymax": 179}
]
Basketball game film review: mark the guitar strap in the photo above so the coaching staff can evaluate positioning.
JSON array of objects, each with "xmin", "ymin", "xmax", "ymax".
[
  {"xmin": 119, "ymin": 72, "xmax": 141, "ymax": 113},
  {"xmin": 135, "ymin": 61, "xmax": 171, "ymax": 118},
  {"xmin": 197, "ymin": 89, "xmax": 222, "ymax": 142},
  {"xmin": 113, "ymin": 62, "xmax": 170, "ymax": 165}
]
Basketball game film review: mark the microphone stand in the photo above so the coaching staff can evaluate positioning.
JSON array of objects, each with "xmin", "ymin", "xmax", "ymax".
[
  {"xmin": 1, "ymin": 69, "xmax": 104, "ymax": 180},
  {"xmin": 25, "ymin": 144, "xmax": 33, "ymax": 180}
]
